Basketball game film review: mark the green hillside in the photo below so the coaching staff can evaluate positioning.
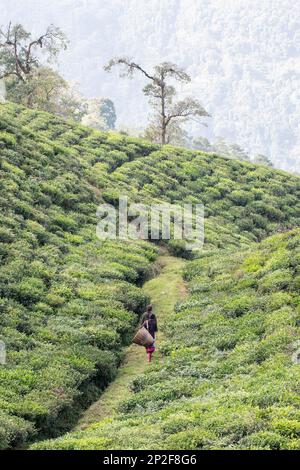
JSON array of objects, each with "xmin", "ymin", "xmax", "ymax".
[
  {"xmin": 0, "ymin": 103, "xmax": 299, "ymax": 449},
  {"xmin": 33, "ymin": 229, "xmax": 300, "ymax": 450},
  {"xmin": 104, "ymin": 146, "xmax": 300, "ymax": 254},
  {"xmin": 0, "ymin": 103, "xmax": 158, "ymax": 448}
]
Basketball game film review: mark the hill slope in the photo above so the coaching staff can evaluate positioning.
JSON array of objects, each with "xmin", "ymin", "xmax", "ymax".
[
  {"xmin": 0, "ymin": 103, "xmax": 299, "ymax": 449},
  {"xmin": 0, "ymin": 103, "xmax": 158, "ymax": 448},
  {"xmin": 34, "ymin": 229, "xmax": 300, "ymax": 450},
  {"xmin": 104, "ymin": 146, "xmax": 300, "ymax": 254}
]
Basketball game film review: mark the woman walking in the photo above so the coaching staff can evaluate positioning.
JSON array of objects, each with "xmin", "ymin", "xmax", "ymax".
[{"xmin": 141, "ymin": 305, "xmax": 158, "ymax": 363}]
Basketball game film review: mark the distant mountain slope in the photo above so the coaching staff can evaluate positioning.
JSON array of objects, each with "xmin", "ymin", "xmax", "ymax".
[{"xmin": 0, "ymin": 103, "xmax": 299, "ymax": 449}]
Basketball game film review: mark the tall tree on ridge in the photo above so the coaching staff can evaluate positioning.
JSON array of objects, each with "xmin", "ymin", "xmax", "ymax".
[{"xmin": 104, "ymin": 57, "xmax": 209, "ymax": 145}]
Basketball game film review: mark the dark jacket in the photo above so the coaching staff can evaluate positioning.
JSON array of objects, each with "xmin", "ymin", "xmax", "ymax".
[{"xmin": 141, "ymin": 312, "xmax": 158, "ymax": 339}]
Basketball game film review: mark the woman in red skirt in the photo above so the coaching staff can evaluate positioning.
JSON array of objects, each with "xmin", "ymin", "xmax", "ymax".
[{"xmin": 141, "ymin": 305, "xmax": 158, "ymax": 362}]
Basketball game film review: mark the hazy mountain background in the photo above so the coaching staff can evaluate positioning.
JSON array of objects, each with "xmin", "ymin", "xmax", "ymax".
[{"xmin": 1, "ymin": 0, "xmax": 299, "ymax": 172}]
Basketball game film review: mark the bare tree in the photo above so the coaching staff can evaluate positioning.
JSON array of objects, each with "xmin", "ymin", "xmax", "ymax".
[
  {"xmin": 0, "ymin": 22, "xmax": 68, "ymax": 106},
  {"xmin": 105, "ymin": 58, "xmax": 209, "ymax": 145}
]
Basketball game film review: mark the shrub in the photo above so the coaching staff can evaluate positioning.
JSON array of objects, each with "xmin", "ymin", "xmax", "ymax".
[
  {"xmin": 0, "ymin": 227, "xmax": 15, "ymax": 243},
  {"xmin": 164, "ymin": 428, "xmax": 215, "ymax": 450},
  {"xmin": 13, "ymin": 277, "xmax": 45, "ymax": 304},
  {"xmin": 239, "ymin": 431, "xmax": 286, "ymax": 450},
  {"xmin": 223, "ymin": 295, "xmax": 255, "ymax": 317},
  {"xmin": 0, "ymin": 411, "xmax": 34, "ymax": 449},
  {"xmin": 259, "ymin": 269, "xmax": 292, "ymax": 293},
  {"xmin": 229, "ymin": 190, "xmax": 253, "ymax": 206},
  {"xmin": 0, "ymin": 131, "xmax": 17, "ymax": 147}
]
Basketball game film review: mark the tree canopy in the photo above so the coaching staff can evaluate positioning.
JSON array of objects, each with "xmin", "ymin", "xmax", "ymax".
[
  {"xmin": 0, "ymin": 23, "xmax": 68, "ymax": 107},
  {"xmin": 105, "ymin": 57, "xmax": 209, "ymax": 145},
  {"xmin": 0, "ymin": 23, "xmax": 67, "ymax": 81}
]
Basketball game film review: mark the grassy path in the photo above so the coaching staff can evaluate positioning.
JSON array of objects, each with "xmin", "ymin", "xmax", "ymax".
[{"xmin": 74, "ymin": 255, "xmax": 187, "ymax": 431}]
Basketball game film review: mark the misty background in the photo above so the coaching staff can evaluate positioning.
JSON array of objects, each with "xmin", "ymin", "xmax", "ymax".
[{"xmin": 1, "ymin": 0, "xmax": 299, "ymax": 172}]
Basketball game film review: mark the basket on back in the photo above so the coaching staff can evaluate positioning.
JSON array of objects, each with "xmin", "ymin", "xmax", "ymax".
[{"xmin": 133, "ymin": 326, "xmax": 154, "ymax": 347}]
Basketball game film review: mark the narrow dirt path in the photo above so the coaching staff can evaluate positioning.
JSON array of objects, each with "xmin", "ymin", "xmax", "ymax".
[{"xmin": 74, "ymin": 255, "xmax": 187, "ymax": 431}]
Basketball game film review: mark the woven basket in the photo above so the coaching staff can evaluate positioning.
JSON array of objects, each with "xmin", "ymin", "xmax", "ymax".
[{"xmin": 133, "ymin": 326, "xmax": 154, "ymax": 347}]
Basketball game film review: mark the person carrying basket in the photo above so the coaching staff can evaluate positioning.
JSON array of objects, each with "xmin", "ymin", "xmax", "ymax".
[
  {"xmin": 132, "ymin": 305, "xmax": 158, "ymax": 362},
  {"xmin": 140, "ymin": 305, "xmax": 158, "ymax": 362}
]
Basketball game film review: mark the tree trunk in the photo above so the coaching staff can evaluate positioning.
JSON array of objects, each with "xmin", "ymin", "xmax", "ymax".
[
  {"xmin": 27, "ymin": 87, "xmax": 34, "ymax": 108},
  {"xmin": 161, "ymin": 122, "xmax": 166, "ymax": 145},
  {"xmin": 26, "ymin": 76, "xmax": 34, "ymax": 108},
  {"xmin": 161, "ymin": 83, "xmax": 166, "ymax": 145}
]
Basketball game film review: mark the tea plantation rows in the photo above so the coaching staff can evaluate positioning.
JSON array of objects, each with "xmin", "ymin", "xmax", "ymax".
[
  {"xmin": 35, "ymin": 229, "xmax": 300, "ymax": 449},
  {"xmin": 0, "ymin": 103, "xmax": 158, "ymax": 448},
  {"xmin": 0, "ymin": 102, "xmax": 300, "ymax": 449},
  {"xmin": 105, "ymin": 147, "xmax": 300, "ymax": 254}
]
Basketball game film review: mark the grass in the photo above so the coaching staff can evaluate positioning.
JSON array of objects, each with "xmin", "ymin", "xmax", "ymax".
[{"xmin": 69, "ymin": 255, "xmax": 187, "ymax": 432}]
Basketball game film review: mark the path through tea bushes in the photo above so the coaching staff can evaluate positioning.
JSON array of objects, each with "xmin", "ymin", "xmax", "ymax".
[{"xmin": 0, "ymin": 102, "xmax": 299, "ymax": 449}]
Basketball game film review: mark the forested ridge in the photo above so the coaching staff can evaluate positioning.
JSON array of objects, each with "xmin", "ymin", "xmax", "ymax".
[{"xmin": 0, "ymin": 103, "xmax": 299, "ymax": 449}]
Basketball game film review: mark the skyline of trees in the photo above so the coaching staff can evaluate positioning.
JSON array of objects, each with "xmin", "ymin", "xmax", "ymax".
[{"xmin": 0, "ymin": 21, "xmax": 274, "ymax": 166}]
